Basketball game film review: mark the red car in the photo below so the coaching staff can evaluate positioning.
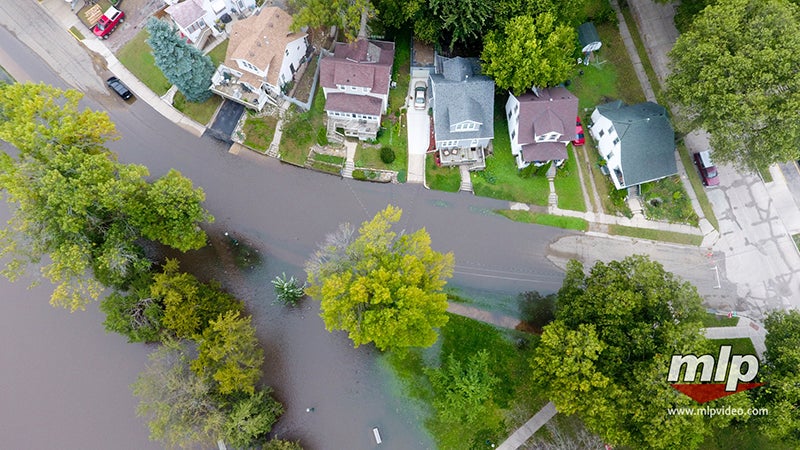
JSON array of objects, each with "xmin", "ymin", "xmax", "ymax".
[
  {"xmin": 93, "ymin": 6, "xmax": 125, "ymax": 39},
  {"xmin": 693, "ymin": 150, "xmax": 720, "ymax": 186},
  {"xmin": 572, "ymin": 116, "xmax": 585, "ymax": 146}
]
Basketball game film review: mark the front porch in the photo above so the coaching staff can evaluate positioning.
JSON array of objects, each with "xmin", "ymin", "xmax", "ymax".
[
  {"xmin": 326, "ymin": 116, "xmax": 380, "ymax": 141},
  {"xmin": 437, "ymin": 143, "xmax": 488, "ymax": 171}
]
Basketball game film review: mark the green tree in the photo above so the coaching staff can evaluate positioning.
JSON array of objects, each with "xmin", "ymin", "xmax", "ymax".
[
  {"xmin": 758, "ymin": 310, "xmax": 800, "ymax": 444},
  {"xmin": 100, "ymin": 273, "xmax": 164, "ymax": 343},
  {"xmin": 191, "ymin": 310, "xmax": 264, "ymax": 396},
  {"xmin": 290, "ymin": 0, "xmax": 373, "ymax": 41},
  {"xmin": 272, "ymin": 272, "xmax": 306, "ymax": 305},
  {"xmin": 132, "ymin": 340, "xmax": 227, "ymax": 449},
  {"xmin": 263, "ymin": 440, "xmax": 304, "ymax": 450},
  {"xmin": 146, "ymin": 18, "xmax": 215, "ymax": 103},
  {"xmin": 0, "ymin": 83, "xmax": 211, "ymax": 310},
  {"xmin": 482, "ymin": 14, "xmax": 576, "ymax": 95},
  {"xmin": 518, "ymin": 290, "xmax": 556, "ymax": 330},
  {"xmin": 305, "ymin": 205, "xmax": 454, "ymax": 351},
  {"xmin": 151, "ymin": 259, "xmax": 243, "ymax": 338},
  {"xmin": 427, "ymin": 350, "xmax": 498, "ymax": 424},
  {"xmin": 666, "ymin": 0, "xmax": 800, "ymax": 171},
  {"xmin": 533, "ymin": 256, "xmax": 742, "ymax": 449},
  {"xmin": 223, "ymin": 389, "xmax": 284, "ymax": 448},
  {"xmin": 430, "ymin": 0, "xmax": 493, "ymax": 51}
]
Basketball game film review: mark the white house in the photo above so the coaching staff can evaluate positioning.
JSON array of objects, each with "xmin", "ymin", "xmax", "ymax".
[
  {"xmin": 209, "ymin": 7, "xmax": 308, "ymax": 110},
  {"xmin": 506, "ymin": 87, "xmax": 578, "ymax": 169},
  {"xmin": 590, "ymin": 100, "xmax": 677, "ymax": 189},
  {"xmin": 429, "ymin": 56, "xmax": 494, "ymax": 170},
  {"xmin": 319, "ymin": 39, "xmax": 395, "ymax": 140},
  {"xmin": 164, "ymin": 0, "xmax": 256, "ymax": 49}
]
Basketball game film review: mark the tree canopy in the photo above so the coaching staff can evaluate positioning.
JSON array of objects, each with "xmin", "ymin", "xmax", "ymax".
[
  {"xmin": 481, "ymin": 13, "xmax": 576, "ymax": 95},
  {"xmin": 290, "ymin": 0, "xmax": 373, "ymax": 41},
  {"xmin": 758, "ymin": 310, "xmax": 800, "ymax": 444},
  {"xmin": 533, "ymin": 256, "xmax": 746, "ymax": 449},
  {"xmin": 0, "ymin": 83, "xmax": 211, "ymax": 310},
  {"xmin": 666, "ymin": 0, "xmax": 800, "ymax": 171},
  {"xmin": 305, "ymin": 205, "xmax": 454, "ymax": 351},
  {"xmin": 146, "ymin": 18, "xmax": 215, "ymax": 103}
]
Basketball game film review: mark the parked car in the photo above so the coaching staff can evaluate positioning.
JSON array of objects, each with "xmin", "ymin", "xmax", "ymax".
[
  {"xmin": 92, "ymin": 6, "xmax": 125, "ymax": 39},
  {"xmin": 414, "ymin": 81, "xmax": 426, "ymax": 110},
  {"xmin": 572, "ymin": 116, "xmax": 585, "ymax": 146},
  {"xmin": 106, "ymin": 76, "xmax": 133, "ymax": 100},
  {"xmin": 694, "ymin": 150, "xmax": 720, "ymax": 186}
]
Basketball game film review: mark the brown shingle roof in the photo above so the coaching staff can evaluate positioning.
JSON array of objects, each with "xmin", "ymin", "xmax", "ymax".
[
  {"xmin": 226, "ymin": 7, "xmax": 306, "ymax": 86},
  {"xmin": 320, "ymin": 39, "xmax": 395, "ymax": 94},
  {"xmin": 325, "ymin": 93, "xmax": 383, "ymax": 116},
  {"xmin": 515, "ymin": 87, "xmax": 577, "ymax": 145}
]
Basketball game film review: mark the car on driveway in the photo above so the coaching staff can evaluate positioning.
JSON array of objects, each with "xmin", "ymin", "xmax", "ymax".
[
  {"xmin": 92, "ymin": 6, "xmax": 125, "ymax": 39},
  {"xmin": 694, "ymin": 150, "xmax": 719, "ymax": 186},
  {"xmin": 106, "ymin": 76, "xmax": 133, "ymax": 100},
  {"xmin": 414, "ymin": 81, "xmax": 426, "ymax": 110},
  {"xmin": 572, "ymin": 116, "xmax": 585, "ymax": 146}
]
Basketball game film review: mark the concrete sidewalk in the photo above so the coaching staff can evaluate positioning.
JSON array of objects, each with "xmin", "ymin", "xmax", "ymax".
[{"xmin": 704, "ymin": 316, "xmax": 767, "ymax": 361}]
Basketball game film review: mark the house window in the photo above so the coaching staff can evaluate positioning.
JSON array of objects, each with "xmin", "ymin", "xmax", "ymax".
[
  {"xmin": 511, "ymin": 130, "xmax": 516, "ymax": 139},
  {"xmin": 607, "ymin": 151, "xmax": 614, "ymax": 159},
  {"xmin": 613, "ymin": 137, "xmax": 620, "ymax": 145},
  {"xmin": 599, "ymin": 129, "xmax": 605, "ymax": 137},
  {"xmin": 285, "ymin": 49, "xmax": 289, "ymax": 56},
  {"xmin": 508, "ymin": 110, "xmax": 512, "ymax": 120},
  {"xmin": 514, "ymin": 104, "xmax": 519, "ymax": 113},
  {"xmin": 608, "ymin": 126, "xmax": 615, "ymax": 134}
]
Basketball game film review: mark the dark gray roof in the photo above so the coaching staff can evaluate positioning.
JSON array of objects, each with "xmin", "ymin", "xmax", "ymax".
[
  {"xmin": 578, "ymin": 22, "xmax": 601, "ymax": 48},
  {"xmin": 429, "ymin": 57, "xmax": 494, "ymax": 142},
  {"xmin": 597, "ymin": 100, "xmax": 677, "ymax": 186}
]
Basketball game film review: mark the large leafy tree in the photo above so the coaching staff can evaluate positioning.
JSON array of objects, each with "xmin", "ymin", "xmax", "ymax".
[
  {"xmin": 427, "ymin": 349, "xmax": 498, "ymax": 424},
  {"xmin": 290, "ymin": 0, "xmax": 373, "ymax": 41},
  {"xmin": 100, "ymin": 273, "xmax": 164, "ymax": 343},
  {"xmin": 482, "ymin": 14, "xmax": 576, "ymax": 95},
  {"xmin": 533, "ymin": 256, "xmax": 747, "ymax": 449},
  {"xmin": 666, "ymin": 0, "xmax": 800, "ymax": 171},
  {"xmin": 191, "ymin": 310, "xmax": 264, "ymax": 396},
  {"xmin": 146, "ymin": 18, "xmax": 215, "ymax": 103},
  {"xmin": 429, "ymin": 0, "xmax": 493, "ymax": 51},
  {"xmin": 305, "ymin": 205, "xmax": 454, "ymax": 351},
  {"xmin": 757, "ymin": 310, "xmax": 800, "ymax": 444},
  {"xmin": 222, "ymin": 389, "xmax": 284, "ymax": 448},
  {"xmin": 0, "ymin": 83, "xmax": 211, "ymax": 310}
]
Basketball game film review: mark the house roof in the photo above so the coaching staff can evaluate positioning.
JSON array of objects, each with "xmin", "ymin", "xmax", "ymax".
[
  {"xmin": 324, "ymin": 92, "xmax": 383, "ymax": 116},
  {"xmin": 429, "ymin": 56, "xmax": 494, "ymax": 142},
  {"xmin": 514, "ymin": 87, "xmax": 577, "ymax": 146},
  {"xmin": 319, "ymin": 39, "xmax": 395, "ymax": 94},
  {"xmin": 578, "ymin": 22, "xmax": 601, "ymax": 48},
  {"xmin": 165, "ymin": 0, "xmax": 205, "ymax": 29},
  {"xmin": 521, "ymin": 142, "xmax": 567, "ymax": 162},
  {"xmin": 597, "ymin": 100, "xmax": 677, "ymax": 186},
  {"xmin": 226, "ymin": 7, "xmax": 307, "ymax": 86}
]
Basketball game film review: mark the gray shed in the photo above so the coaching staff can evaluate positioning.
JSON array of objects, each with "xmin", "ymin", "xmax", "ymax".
[{"xmin": 578, "ymin": 22, "xmax": 602, "ymax": 54}]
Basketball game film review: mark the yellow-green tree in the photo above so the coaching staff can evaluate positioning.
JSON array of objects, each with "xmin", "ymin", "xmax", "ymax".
[{"xmin": 306, "ymin": 205, "xmax": 454, "ymax": 351}]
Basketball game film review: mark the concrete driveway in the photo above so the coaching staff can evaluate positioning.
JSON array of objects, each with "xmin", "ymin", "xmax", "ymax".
[{"xmin": 406, "ymin": 75, "xmax": 430, "ymax": 184}]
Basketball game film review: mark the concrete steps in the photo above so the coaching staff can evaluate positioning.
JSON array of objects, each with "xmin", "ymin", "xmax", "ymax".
[
  {"xmin": 342, "ymin": 160, "xmax": 355, "ymax": 178},
  {"xmin": 459, "ymin": 165, "xmax": 473, "ymax": 192}
]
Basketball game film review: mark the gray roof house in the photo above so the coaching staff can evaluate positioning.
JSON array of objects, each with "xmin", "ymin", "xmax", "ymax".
[
  {"xmin": 578, "ymin": 22, "xmax": 602, "ymax": 54},
  {"xmin": 429, "ymin": 56, "xmax": 494, "ymax": 170},
  {"xmin": 589, "ymin": 100, "xmax": 677, "ymax": 189},
  {"xmin": 506, "ymin": 87, "xmax": 578, "ymax": 169}
]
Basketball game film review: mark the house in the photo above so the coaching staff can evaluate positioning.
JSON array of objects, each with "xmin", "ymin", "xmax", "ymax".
[
  {"xmin": 319, "ymin": 39, "xmax": 395, "ymax": 141},
  {"xmin": 505, "ymin": 87, "xmax": 578, "ymax": 169},
  {"xmin": 164, "ymin": 0, "xmax": 256, "ymax": 49},
  {"xmin": 429, "ymin": 56, "xmax": 494, "ymax": 170},
  {"xmin": 590, "ymin": 100, "xmax": 677, "ymax": 189},
  {"xmin": 209, "ymin": 7, "xmax": 309, "ymax": 110},
  {"xmin": 578, "ymin": 22, "xmax": 601, "ymax": 63}
]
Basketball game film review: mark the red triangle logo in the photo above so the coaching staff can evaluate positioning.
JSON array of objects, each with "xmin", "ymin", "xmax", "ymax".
[{"xmin": 671, "ymin": 383, "xmax": 764, "ymax": 403}]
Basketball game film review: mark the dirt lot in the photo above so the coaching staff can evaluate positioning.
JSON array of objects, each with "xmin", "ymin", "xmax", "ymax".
[{"xmin": 76, "ymin": 0, "xmax": 164, "ymax": 52}]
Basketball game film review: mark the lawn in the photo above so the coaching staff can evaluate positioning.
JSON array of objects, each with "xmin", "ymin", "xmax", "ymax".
[
  {"xmin": 471, "ymin": 98, "xmax": 551, "ymax": 205},
  {"xmin": 554, "ymin": 146, "xmax": 587, "ymax": 212},
  {"xmin": 388, "ymin": 30, "xmax": 412, "ymax": 118},
  {"xmin": 206, "ymin": 39, "xmax": 229, "ymax": 67},
  {"xmin": 607, "ymin": 224, "xmax": 702, "ymax": 246},
  {"xmin": 359, "ymin": 119, "xmax": 408, "ymax": 174},
  {"xmin": 678, "ymin": 142, "xmax": 720, "ymax": 230},
  {"xmin": 709, "ymin": 338, "xmax": 757, "ymax": 357},
  {"xmin": 172, "ymin": 91, "xmax": 222, "ymax": 125},
  {"xmin": 701, "ymin": 421, "xmax": 795, "ymax": 450},
  {"xmin": 793, "ymin": 233, "xmax": 800, "ymax": 252},
  {"xmin": 116, "ymin": 28, "xmax": 171, "ymax": 96},
  {"xmin": 242, "ymin": 113, "xmax": 278, "ymax": 152},
  {"xmin": 640, "ymin": 175, "xmax": 699, "ymax": 226},
  {"xmin": 425, "ymin": 154, "xmax": 461, "ymax": 192},
  {"xmin": 279, "ymin": 83, "xmax": 326, "ymax": 165},
  {"xmin": 583, "ymin": 138, "xmax": 632, "ymax": 217},
  {"xmin": 701, "ymin": 312, "xmax": 740, "ymax": 328},
  {"xmin": 382, "ymin": 313, "xmax": 547, "ymax": 449},
  {"xmin": 496, "ymin": 210, "xmax": 589, "ymax": 231}
]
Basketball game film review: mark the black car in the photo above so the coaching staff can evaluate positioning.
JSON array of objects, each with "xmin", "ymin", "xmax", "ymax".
[{"xmin": 106, "ymin": 76, "xmax": 133, "ymax": 100}]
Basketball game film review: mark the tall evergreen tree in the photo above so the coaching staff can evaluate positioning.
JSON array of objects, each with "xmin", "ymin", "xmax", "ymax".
[{"xmin": 146, "ymin": 18, "xmax": 215, "ymax": 103}]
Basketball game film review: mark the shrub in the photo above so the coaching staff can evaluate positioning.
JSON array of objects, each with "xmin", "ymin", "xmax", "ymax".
[
  {"xmin": 316, "ymin": 127, "xmax": 328, "ymax": 146},
  {"xmin": 396, "ymin": 170, "xmax": 407, "ymax": 183},
  {"xmin": 352, "ymin": 169, "xmax": 367, "ymax": 180},
  {"xmin": 272, "ymin": 273, "xmax": 306, "ymax": 306},
  {"xmin": 518, "ymin": 291, "xmax": 556, "ymax": 331},
  {"xmin": 380, "ymin": 147, "xmax": 396, "ymax": 164}
]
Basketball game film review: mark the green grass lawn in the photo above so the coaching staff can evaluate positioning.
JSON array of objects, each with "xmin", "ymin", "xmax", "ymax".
[
  {"xmin": 641, "ymin": 176, "xmax": 699, "ymax": 226},
  {"xmin": 471, "ymin": 98, "xmax": 551, "ymax": 205},
  {"xmin": 701, "ymin": 421, "xmax": 795, "ymax": 450},
  {"xmin": 389, "ymin": 30, "xmax": 411, "ymax": 117},
  {"xmin": 701, "ymin": 312, "xmax": 740, "ymax": 328},
  {"xmin": 206, "ymin": 39, "xmax": 229, "ymax": 67},
  {"xmin": 369, "ymin": 119, "xmax": 408, "ymax": 173},
  {"xmin": 279, "ymin": 83, "xmax": 326, "ymax": 165},
  {"xmin": 496, "ymin": 210, "xmax": 589, "ymax": 231},
  {"xmin": 116, "ymin": 28, "xmax": 171, "ymax": 96},
  {"xmin": 607, "ymin": 224, "xmax": 703, "ymax": 246},
  {"xmin": 709, "ymin": 338, "xmax": 757, "ymax": 357},
  {"xmin": 382, "ymin": 313, "xmax": 546, "ymax": 449},
  {"xmin": 426, "ymin": 154, "xmax": 461, "ymax": 192},
  {"xmin": 172, "ymin": 91, "xmax": 222, "ymax": 125},
  {"xmin": 242, "ymin": 114, "xmax": 278, "ymax": 151},
  {"xmin": 678, "ymin": 142, "xmax": 720, "ymax": 230},
  {"xmin": 554, "ymin": 146, "xmax": 587, "ymax": 212}
]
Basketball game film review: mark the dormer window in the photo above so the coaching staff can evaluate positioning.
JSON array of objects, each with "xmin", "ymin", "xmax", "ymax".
[{"xmin": 613, "ymin": 137, "xmax": 620, "ymax": 145}]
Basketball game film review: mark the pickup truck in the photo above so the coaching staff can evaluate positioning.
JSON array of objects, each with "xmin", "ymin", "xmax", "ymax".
[{"xmin": 92, "ymin": 6, "xmax": 125, "ymax": 39}]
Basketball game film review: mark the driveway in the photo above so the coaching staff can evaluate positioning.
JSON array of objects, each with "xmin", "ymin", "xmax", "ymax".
[{"xmin": 406, "ymin": 75, "xmax": 430, "ymax": 184}]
